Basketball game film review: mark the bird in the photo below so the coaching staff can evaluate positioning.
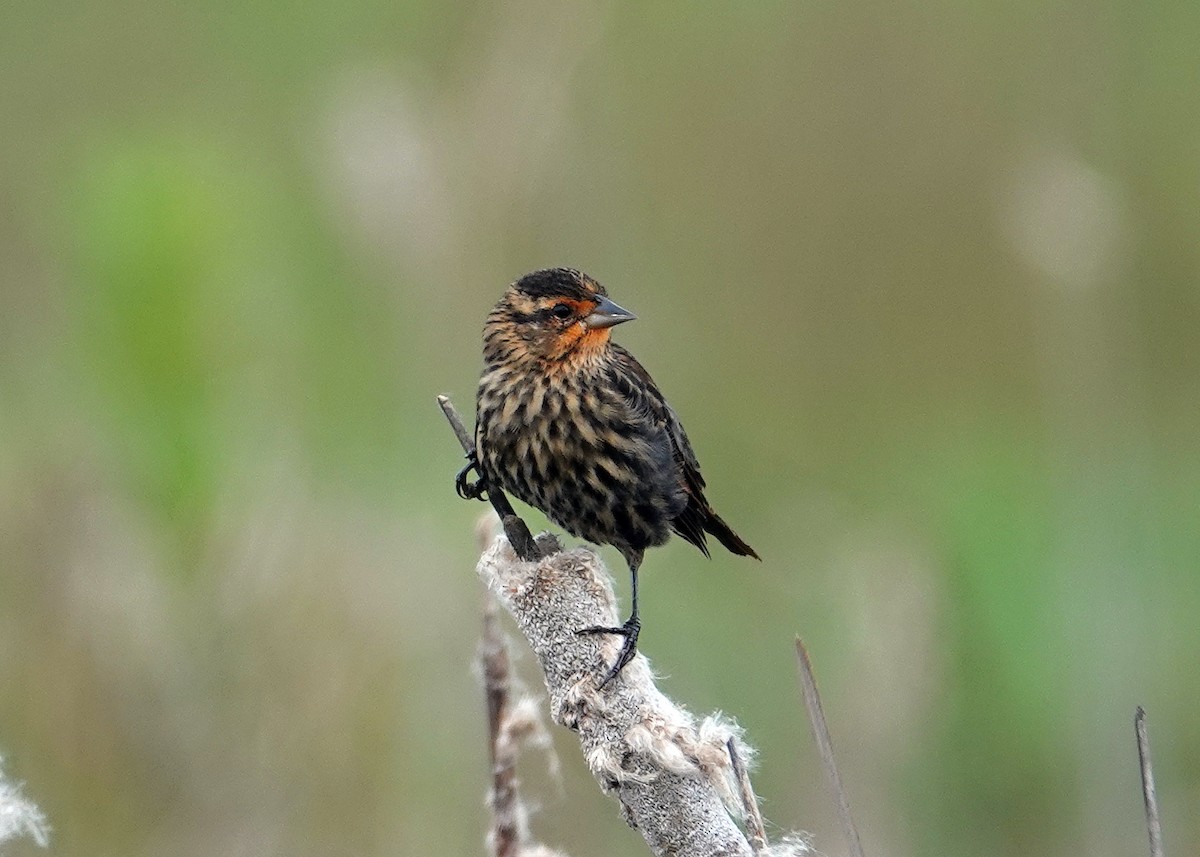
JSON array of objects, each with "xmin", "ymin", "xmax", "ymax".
[{"xmin": 457, "ymin": 267, "xmax": 759, "ymax": 686}]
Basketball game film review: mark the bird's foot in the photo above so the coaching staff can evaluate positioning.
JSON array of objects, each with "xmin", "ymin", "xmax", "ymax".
[
  {"xmin": 455, "ymin": 453, "xmax": 487, "ymax": 500},
  {"xmin": 577, "ymin": 616, "xmax": 641, "ymax": 688}
]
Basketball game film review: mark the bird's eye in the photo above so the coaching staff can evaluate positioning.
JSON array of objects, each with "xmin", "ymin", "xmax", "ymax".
[{"xmin": 551, "ymin": 303, "xmax": 573, "ymax": 319}]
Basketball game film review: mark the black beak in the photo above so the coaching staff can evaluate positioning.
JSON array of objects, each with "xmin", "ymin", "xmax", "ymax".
[{"xmin": 584, "ymin": 295, "xmax": 636, "ymax": 330}]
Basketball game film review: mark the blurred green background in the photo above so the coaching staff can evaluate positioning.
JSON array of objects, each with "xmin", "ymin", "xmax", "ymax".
[{"xmin": 2, "ymin": 1, "xmax": 1197, "ymax": 855}]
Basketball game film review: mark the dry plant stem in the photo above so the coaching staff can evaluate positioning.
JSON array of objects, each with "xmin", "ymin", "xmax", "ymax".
[
  {"xmin": 439, "ymin": 392, "xmax": 476, "ymax": 453},
  {"xmin": 439, "ymin": 395, "xmax": 544, "ymax": 561},
  {"xmin": 794, "ymin": 638, "xmax": 865, "ymax": 857},
  {"xmin": 478, "ymin": 536, "xmax": 754, "ymax": 857},
  {"xmin": 1135, "ymin": 706, "xmax": 1166, "ymax": 857},
  {"xmin": 482, "ymin": 597, "xmax": 520, "ymax": 857},
  {"xmin": 727, "ymin": 738, "xmax": 767, "ymax": 854}
]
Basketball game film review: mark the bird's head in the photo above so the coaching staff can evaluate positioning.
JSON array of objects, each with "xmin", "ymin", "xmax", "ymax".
[{"xmin": 483, "ymin": 268, "xmax": 636, "ymax": 365}]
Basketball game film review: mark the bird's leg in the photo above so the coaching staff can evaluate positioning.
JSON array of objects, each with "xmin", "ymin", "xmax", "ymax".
[
  {"xmin": 455, "ymin": 452, "xmax": 488, "ymax": 501},
  {"xmin": 577, "ymin": 561, "xmax": 641, "ymax": 688}
]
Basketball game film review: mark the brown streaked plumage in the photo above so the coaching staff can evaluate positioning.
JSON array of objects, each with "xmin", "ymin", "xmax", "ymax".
[{"xmin": 458, "ymin": 267, "xmax": 759, "ymax": 685}]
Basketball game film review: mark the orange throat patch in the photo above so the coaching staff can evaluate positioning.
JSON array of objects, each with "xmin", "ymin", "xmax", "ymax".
[{"xmin": 548, "ymin": 321, "xmax": 611, "ymax": 365}]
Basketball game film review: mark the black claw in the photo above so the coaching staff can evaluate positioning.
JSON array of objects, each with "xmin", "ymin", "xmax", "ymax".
[
  {"xmin": 578, "ymin": 617, "xmax": 641, "ymax": 688},
  {"xmin": 455, "ymin": 454, "xmax": 488, "ymax": 501}
]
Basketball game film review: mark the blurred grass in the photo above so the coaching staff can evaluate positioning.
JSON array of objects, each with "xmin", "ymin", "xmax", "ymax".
[{"xmin": 2, "ymin": 1, "xmax": 1198, "ymax": 855}]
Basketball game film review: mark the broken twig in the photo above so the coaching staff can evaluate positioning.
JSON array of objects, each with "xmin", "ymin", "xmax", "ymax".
[
  {"xmin": 482, "ymin": 597, "xmax": 521, "ymax": 857},
  {"xmin": 728, "ymin": 737, "xmax": 767, "ymax": 854},
  {"xmin": 1135, "ymin": 706, "xmax": 1166, "ymax": 857},
  {"xmin": 795, "ymin": 637, "xmax": 864, "ymax": 857}
]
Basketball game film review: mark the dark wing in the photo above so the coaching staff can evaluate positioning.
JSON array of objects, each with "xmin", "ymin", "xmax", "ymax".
[{"xmin": 607, "ymin": 345, "xmax": 759, "ymax": 559}]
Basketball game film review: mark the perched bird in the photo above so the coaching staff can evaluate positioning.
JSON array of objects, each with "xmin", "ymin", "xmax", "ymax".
[{"xmin": 458, "ymin": 267, "xmax": 759, "ymax": 685}]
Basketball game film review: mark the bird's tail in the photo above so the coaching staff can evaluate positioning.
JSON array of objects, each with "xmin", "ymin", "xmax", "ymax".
[{"xmin": 704, "ymin": 511, "xmax": 760, "ymax": 560}]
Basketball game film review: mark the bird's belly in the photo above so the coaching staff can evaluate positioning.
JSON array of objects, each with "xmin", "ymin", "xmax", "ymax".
[{"xmin": 478, "ymin": 380, "xmax": 683, "ymax": 553}]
